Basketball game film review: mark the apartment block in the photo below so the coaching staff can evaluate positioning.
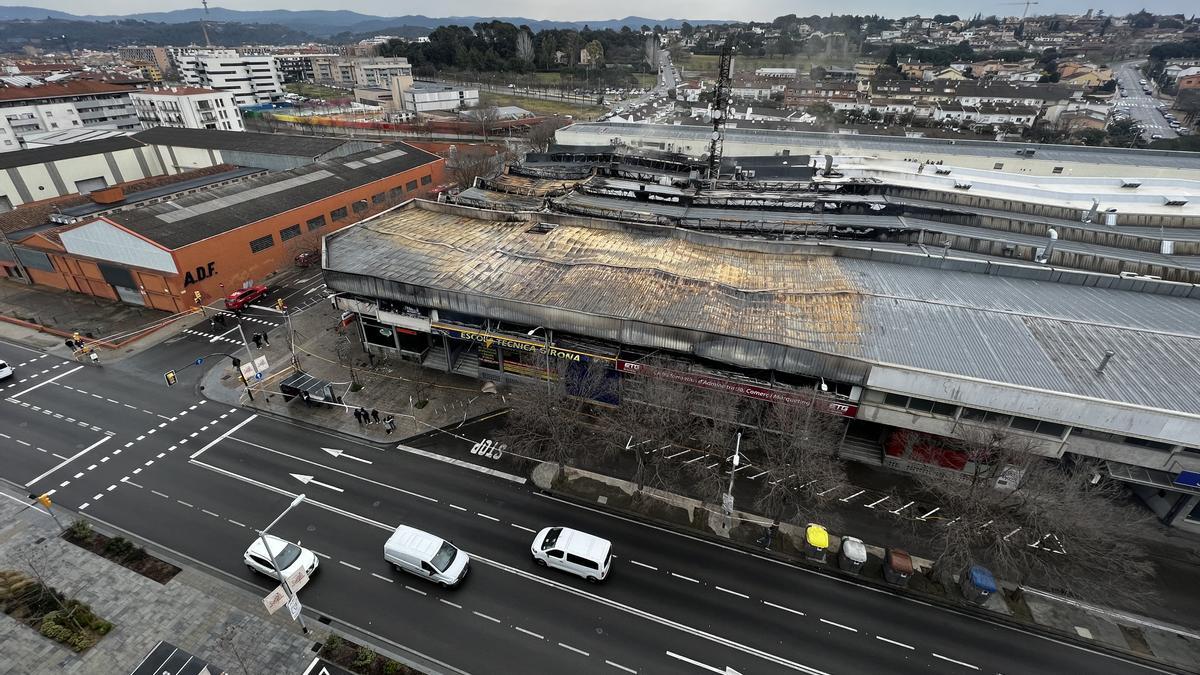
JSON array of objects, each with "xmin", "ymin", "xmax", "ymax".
[{"xmin": 131, "ymin": 87, "xmax": 244, "ymax": 131}]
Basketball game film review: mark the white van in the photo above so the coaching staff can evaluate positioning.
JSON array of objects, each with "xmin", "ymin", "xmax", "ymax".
[
  {"xmin": 531, "ymin": 527, "xmax": 612, "ymax": 582},
  {"xmin": 384, "ymin": 525, "xmax": 469, "ymax": 587}
]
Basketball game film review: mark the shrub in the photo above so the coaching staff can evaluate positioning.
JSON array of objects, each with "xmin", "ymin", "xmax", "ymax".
[
  {"xmin": 384, "ymin": 660, "xmax": 401, "ymax": 675},
  {"xmin": 103, "ymin": 537, "xmax": 136, "ymax": 560},
  {"xmin": 324, "ymin": 634, "xmax": 343, "ymax": 652},
  {"xmin": 66, "ymin": 520, "xmax": 92, "ymax": 543},
  {"xmin": 352, "ymin": 645, "xmax": 374, "ymax": 669}
]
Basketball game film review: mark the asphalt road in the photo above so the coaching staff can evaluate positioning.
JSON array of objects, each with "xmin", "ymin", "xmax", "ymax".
[
  {"xmin": 0, "ymin": 331, "xmax": 1178, "ymax": 675},
  {"xmin": 1113, "ymin": 61, "xmax": 1177, "ymax": 140}
]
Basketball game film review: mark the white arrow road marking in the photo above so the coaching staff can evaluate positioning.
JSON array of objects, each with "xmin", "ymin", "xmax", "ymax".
[
  {"xmin": 290, "ymin": 473, "xmax": 344, "ymax": 492},
  {"xmin": 665, "ymin": 652, "xmax": 745, "ymax": 675},
  {"xmin": 321, "ymin": 447, "xmax": 373, "ymax": 464}
]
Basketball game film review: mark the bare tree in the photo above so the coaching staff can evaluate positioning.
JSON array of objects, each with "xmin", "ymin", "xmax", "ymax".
[
  {"xmin": 526, "ymin": 118, "xmax": 565, "ymax": 153},
  {"xmin": 470, "ymin": 105, "xmax": 501, "ymax": 141},
  {"xmin": 516, "ymin": 30, "xmax": 535, "ymax": 63},
  {"xmin": 749, "ymin": 398, "xmax": 847, "ymax": 528},
  {"xmin": 909, "ymin": 424, "xmax": 1154, "ymax": 608},
  {"xmin": 600, "ymin": 369, "xmax": 698, "ymax": 495},
  {"xmin": 447, "ymin": 145, "xmax": 502, "ymax": 189}
]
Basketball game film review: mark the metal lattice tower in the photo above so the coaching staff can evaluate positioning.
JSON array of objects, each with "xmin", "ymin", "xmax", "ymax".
[{"xmin": 706, "ymin": 35, "xmax": 736, "ymax": 183}]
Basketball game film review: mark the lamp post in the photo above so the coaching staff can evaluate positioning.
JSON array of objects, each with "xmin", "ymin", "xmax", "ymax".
[
  {"xmin": 258, "ymin": 493, "xmax": 309, "ymax": 635},
  {"xmin": 723, "ymin": 432, "xmax": 741, "ymax": 529},
  {"xmin": 528, "ymin": 326, "xmax": 552, "ymax": 395}
]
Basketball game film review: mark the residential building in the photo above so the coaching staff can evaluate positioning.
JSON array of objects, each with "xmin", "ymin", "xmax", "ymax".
[
  {"xmin": 308, "ymin": 56, "xmax": 412, "ymax": 90},
  {"xmin": 394, "ymin": 81, "xmax": 479, "ymax": 113},
  {"xmin": 174, "ymin": 50, "xmax": 284, "ymax": 106},
  {"xmin": 117, "ymin": 46, "xmax": 172, "ymax": 76},
  {"xmin": 0, "ymin": 81, "xmax": 138, "ymax": 151},
  {"xmin": 131, "ymin": 87, "xmax": 244, "ymax": 131},
  {"xmin": 275, "ymin": 53, "xmax": 332, "ymax": 83},
  {"xmin": 1179, "ymin": 74, "xmax": 1200, "ymax": 91},
  {"xmin": 756, "ymin": 68, "xmax": 797, "ymax": 78}
]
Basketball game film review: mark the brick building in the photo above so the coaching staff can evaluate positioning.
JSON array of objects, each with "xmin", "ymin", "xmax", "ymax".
[{"xmin": 7, "ymin": 143, "xmax": 445, "ymax": 312}]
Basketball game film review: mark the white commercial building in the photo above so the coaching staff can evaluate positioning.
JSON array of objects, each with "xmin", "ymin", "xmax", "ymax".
[
  {"xmin": 174, "ymin": 50, "xmax": 284, "ymax": 106},
  {"xmin": 131, "ymin": 87, "xmax": 244, "ymax": 131},
  {"xmin": 0, "ymin": 81, "xmax": 139, "ymax": 152},
  {"xmin": 393, "ymin": 81, "xmax": 479, "ymax": 113}
]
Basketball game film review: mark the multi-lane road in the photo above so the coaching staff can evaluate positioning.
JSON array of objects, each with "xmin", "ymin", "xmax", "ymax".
[
  {"xmin": 0, "ymin": 303, "xmax": 1181, "ymax": 674},
  {"xmin": 1113, "ymin": 61, "xmax": 1178, "ymax": 141}
]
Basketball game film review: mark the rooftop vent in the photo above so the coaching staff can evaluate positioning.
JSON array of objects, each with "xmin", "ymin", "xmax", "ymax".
[
  {"xmin": 526, "ymin": 222, "xmax": 557, "ymax": 235},
  {"xmin": 1119, "ymin": 180, "xmax": 1141, "ymax": 188},
  {"xmin": 1164, "ymin": 198, "xmax": 1188, "ymax": 207}
]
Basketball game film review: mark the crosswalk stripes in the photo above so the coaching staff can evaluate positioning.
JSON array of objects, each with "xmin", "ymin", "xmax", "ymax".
[{"xmin": 182, "ymin": 329, "xmax": 242, "ymax": 346}]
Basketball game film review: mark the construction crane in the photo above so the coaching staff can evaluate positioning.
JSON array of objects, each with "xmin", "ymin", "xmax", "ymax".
[
  {"xmin": 999, "ymin": 0, "xmax": 1039, "ymax": 20},
  {"xmin": 706, "ymin": 32, "xmax": 736, "ymax": 183},
  {"xmin": 200, "ymin": 0, "xmax": 212, "ymax": 47}
]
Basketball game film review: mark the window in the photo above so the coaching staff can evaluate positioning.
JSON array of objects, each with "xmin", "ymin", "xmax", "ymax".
[
  {"xmin": 406, "ymin": 180, "xmax": 418, "ymax": 191},
  {"xmin": 249, "ymin": 234, "xmax": 275, "ymax": 253},
  {"xmin": 884, "ymin": 393, "xmax": 909, "ymax": 408},
  {"xmin": 960, "ymin": 407, "xmax": 1011, "ymax": 427},
  {"xmin": 420, "ymin": 174, "xmax": 432, "ymax": 185},
  {"xmin": 547, "ymin": 549, "xmax": 564, "ymax": 559},
  {"xmin": 280, "ymin": 224, "xmax": 301, "ymax": 241},
  {"xmin": 566, "ymin": 554, "xmax": 598, "ymax": 570},
  {"xmin": 993, "ymin": 162, "xmax": 1004, "ymax": 170},
  {"xmin": 330, "ymin": 207, "xmax": 348, "ymax": 221},
  {"xmin": 930, "ymin": 401, "xmax": 958, "ymax": 416},
  {"xmin": 352, "ymin": 200, "xmax": 368, "ymax": 213},
  {"xmin": 1010, "ymin": 416, "xmax": 1067, "ymax": 437},
  {"xmin": 1124, "ymin": 436, "xmax": 1174, "ymax": 451},
  {"xmin": 372, "ymin": 192, "xmax": 386, "ymax": 204},
  {"xmin": 389, "ymin": 187, "xmax": 403, "ymax": 200},
  {"xmin": 1052, "ymin": 166, "xmax": 1064, "ymax": 174},
  {"xmin": 907, "ymin": 397, "xmax": 936, "ymax": 413}
]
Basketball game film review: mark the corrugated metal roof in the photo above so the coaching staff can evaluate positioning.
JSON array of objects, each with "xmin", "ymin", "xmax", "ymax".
[{"xmin": 326, "ymin": 202, "xmax": 1200, "ymax": 414}]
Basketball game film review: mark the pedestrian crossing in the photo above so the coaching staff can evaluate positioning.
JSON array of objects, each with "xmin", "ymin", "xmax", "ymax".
[{"xmin": 182, "ymin": 328, "xmax": 243, "ymax": 346}]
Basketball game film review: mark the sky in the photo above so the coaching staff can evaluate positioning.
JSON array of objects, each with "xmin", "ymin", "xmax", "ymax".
[{"xmin": 23, "ymin": 1, "xmax": 1198, "ymax": 21}]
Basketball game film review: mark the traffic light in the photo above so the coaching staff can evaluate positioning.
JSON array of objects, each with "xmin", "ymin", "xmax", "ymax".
[
  {"xmin": 37, "ymin": 494, "xmax": 51, "ymax": 508},
  {"xmin": 164, "ymin": 370, "xmax": 178, "ymax": 386},
  {"xmin": 275, "ymin": 297, "xmax": 286, "ymax": 312},
  {"xmin": 193, "ymin": 290, "xmax": 203, "ymax": 304}
]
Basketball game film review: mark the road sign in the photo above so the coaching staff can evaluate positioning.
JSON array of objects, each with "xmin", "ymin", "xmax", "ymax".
[
  {"xmin": 255, "ymin": 372, "xmax": 264, "ymax": 380},
  {"xmin": 239, "ymin": 362, "xmax": 256, "ymax": 381},
  {"xmin": 262, "ymin": 585, "xmax": 288, "ymax": 615},
  {"xmin": 194, "ymin": 357, "xmax": 204, "ymax": 365},
  {"xmin": 253, "ymin": 355, "xmax": 269, "ymax": 372},
  {"xmin": 286, "ymin": 567, "xmax": 311, "ymax": 593},
  {"xmin": 1175, "ymin": 471, "xmax": 1200, "ymax": 489},
  {"xmin": 287, "ymin": 594, "xmax": 302, "ymax": 620}
]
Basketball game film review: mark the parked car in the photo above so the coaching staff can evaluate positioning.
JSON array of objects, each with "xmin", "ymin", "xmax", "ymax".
[
  {"xmin": 224, "ymin": 285, "xmax": 268, "ymax": 311},
  {"xmin": 1151, "ymin": 133, "xmax": 1164, "ymax": 140},
  {"xmin": 0, "ymin": 359, "xmax": 12, "ymax": 380},
  {"xmin": 243, "ymin": 535, "xmax": 319, "ymax": 581},
  {"xmin": 384, "ymin": 525, "xmax": 469, "ymax": 587},
  {"xmin": 294, "ymin": 250, "xmax": 320, "ymax": 268},
  {"xmin": 531, "ymin": 526, "xmax": 612, "ymax": 582}
]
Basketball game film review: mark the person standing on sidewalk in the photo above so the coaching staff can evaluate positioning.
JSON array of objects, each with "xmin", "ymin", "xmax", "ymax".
[
  {"xmin": 262, "ymin": 332, "xmax": 271, "ymax": 347},
  {"xmin": 353, "ymin": 408, "xmax": 364, "ymax": 424},
  {"xmin": 251, "ymin": 333, "xmax": 263, "ymax": 349},
  {"xmin": 384, "ymin": 415, "xmax": 395, "ymax": 435},
  {"xmin": 371, "ymin": 409, "xmax": 380, "ymax": 424}
]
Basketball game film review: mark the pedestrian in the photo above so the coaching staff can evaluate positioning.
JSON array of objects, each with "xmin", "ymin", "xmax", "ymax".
[
  {"xmin": 216, "ymin": 313, "xmax": 227, "ymax": 327},
  {"xmin": 371, "ymin": 408, "xmax": 380, "ymax": 424},
  {"xmin": 301, "ymin": 390, "xmax": 312, "ymax": 407},
  {"xmin": 251, "ymin": 333, "xmax": 263, "ymax": 349},
  {"xmin": 262, "ymin": 332, "xmax": 271, "ymax": 347},
  {"xmin": 354, "ymin": 408, "xmax": 364, "ymax": 424},
  {"xmin": 357, "ymin": 407, "xmax": 369, "ymax": 424},
  {"xmin": 384, "ymin": 415, "xmax": 395, "ymax": 435},
  {"xmin": 210, "ymin": 317, "xmax": 218, "ymax": 330}
]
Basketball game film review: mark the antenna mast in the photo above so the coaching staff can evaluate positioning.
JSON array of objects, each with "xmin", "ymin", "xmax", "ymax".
[
  {"xmin": 706, "ymin": 31, "xmax": 736, "ymax": 183},
  {"xmin": 201, "ymin": 0, "xmax": 212, "ymax": 47}
]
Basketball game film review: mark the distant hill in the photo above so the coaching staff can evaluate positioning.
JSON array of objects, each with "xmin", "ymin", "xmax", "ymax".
[
  {"xmin": 0, "ymin": 17, "xmax": 314, "ymax": 49},
  {"xmin": 0, "ymin": 6, "xmax": 727, "ymax": 37}
]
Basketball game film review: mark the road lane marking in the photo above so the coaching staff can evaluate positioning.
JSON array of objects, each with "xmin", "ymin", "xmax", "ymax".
[
  {"xmin": 189, "ymin": 414, "xmax": 257, "ymax": 459},
  {"xmin": 605, "ymin": 660, "xmax": 637, "ymax": 673},
  {"xmin": 24, "ymin": 435, "xmax": 110, "ymax": 487},
  {"xmin": 392, "ymin": 444, "xmax": 527, "ymax": 484},
  {"xmin": 875, "ymin": 635, "xmax": 914, "ymax": 650},
  {"xmin": 476, "ymin": 512, "xmax": 500, "ymax": 522},
  {"xmin": 558, "ymin": 643, "xmax": 589, "ymax": 656},
  {"xmin": 510, "ymin": 523, "xmax": 536, "ymax": 533},
  {"xmin": 79, "ymin": 502, "xmax": 89, "ymax": 510},
  {"xmin": 762, "ymin": 600, "xmax": 806, "ymax": 616},
  {"xmin": 666, "ymin": 652, "xmax": 725, "ymax": 673},
  {"xmin": 403, "ymin": 585, "xmax": 426, "ymax": 595},
  {"xmin": 715, "ymin": 586, "xmax": 749, "ymax": 599},
  {"xmin": 7, "ymin": 365, "xmax": 83, "ymax": 399},
  {"xmin": 201, "ymin": 509, "xmax": 220, "ymax": 518},
  {"xmin": 513, "ymin": 626, "xmax": 544, "ymax": 640},
  {"xmin": 932, "ymin": 653, "xmax": 979, "ymax": 670},
  {"xmin": 439, "ymin": 599, "xmax": 462, "ymax": 609},
  {"xmin": 151, "ymin": 490, "xmax": 170, "ymax": 498},
  {"xmin": 473, "ymin": 611, "xmax": 501, "ymax": 624},
  {"xmin": 371, "ymin": 573, "xmax": 394, "ymax": 583},
  {"xmin": 448, "ymin": 504, "xmax": 467, "ymax": 511},
  {"xmin": 670, "ymin": 572, "xmax": 700, "ymax": 584},
  {"xmin": 865, "ymin": 496, "xmax": 889, "ymax": 508},
  {"xmin": 228, "ymin": 519, "xmax": 246, "ymax": 528},
  {"xmin": 339, "ymin": 561, "xmax": 362, "ymax": 571},
  {"xmin": 177, "ymin": 500, "xmax": 193, "ymax": 508},
  {"xmin": 820, "ymin": 618, "xmax": 857, "ymax": 633},
  {"xmin": 629, "ymin": 560, "xmax": 658, "ymax": 571}
]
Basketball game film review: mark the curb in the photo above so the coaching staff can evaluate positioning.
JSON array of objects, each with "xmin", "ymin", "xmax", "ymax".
[{"xmin": 540, "ymin": 486, "xmax": 1198, "ymax": 675}]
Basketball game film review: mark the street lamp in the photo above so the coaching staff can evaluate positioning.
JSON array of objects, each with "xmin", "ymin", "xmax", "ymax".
[
  {"xmin": 257, "ymin": 493, "xmax": 309, "ymax": 634},
  {"xmin": 723, "ymin": 432, "xmax": 741, "ymax": 526},
  {"xmin": 528, "ymin": 326, "xmax": 552, "ymax": 395}
]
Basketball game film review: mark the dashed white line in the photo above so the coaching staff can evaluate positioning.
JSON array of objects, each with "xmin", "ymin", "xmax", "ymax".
[
  {"xmin": 73, "ymin": 472, "xmax": 83, "ymax": 479},
  {"xmin": 558, "ymin": 642, "xmax": 589, "ymax": 657},
  {"xmin": 476, "ymin": 512, "xmax": 500, "ymax": 522},
  {"xmin": 371, "ymin": 573, "xmax": 394, "ymax": 583},
  {"xmin": 228, "ymin": 519, "xmax": 246, "ymax": 528},
  {"xmin": 177, "ymin": 500, "xmax": 194, "ymax": 508},
  {"xmin": 339, "ymin": 561, "xmax": 362, "ymax": 571},
  {"xmin": 473, "ymin": 611, "xmax": 501, "ymax": 624},
  {"xmin": 151, "ymin": 490, "xmax": 170, "ymax": 499},
  {"xmin": 448, "ymin": 504, "xmax": 468, "ymax": 512},
  {"xmin": 79, "ymin": 502, "xmax": 89, "ymax": 510},
  {"xmin": 513, "ymin": 626, "xmax": 544, "ymax": 640},
  {"xmin": 629, "ymin": 560, "xmax": 658, "ymax": 571},
  {"xmin": 510, "ymin": 523, "xmax": 536, "ymax": 533},
  {"xmin": 715, "ymin": 586, "xmax": 750, "ymax": 599},
  {"xmin": 762, "ymin": 600, "xmax": 806, "ymax": 617},
  {"xmin": 312, "ymin": 550, "xmax": 331, "ymax": 559},
  {"xmin": 403, "ymin": 585, "xmax": 426, "ymax": 595},
  {"xmin": 932, "ymin": 653, "xmax": 979, "ymax": 670},
  {"xmin": 201, "ymin": 509, "xmax": 221, "ymax": 518},
  {"xmin": 819, "ymin": 618, "xmax": 858, "ymax": 633},
  {"xmin": 670, "ymin": 572, "xmax": 700, "ymax": 584},
  {"xmin": 875, "ymin": 635, "xmax": 914, "ymax": 650},
  {"xmin": 439, "ymin": 599, "xmax": 462, "ymax": 609},
  {"xmin": 605, "ymin": 660, "xmax": 637, "ymax": 674}
]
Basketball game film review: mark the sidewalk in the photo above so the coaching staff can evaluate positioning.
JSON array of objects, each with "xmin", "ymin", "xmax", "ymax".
[
  {"xmin": 200, "ymin": 301, "xmax": 506, "ymax": 442},
  {"xmin": 0, "ymin": 484, "xmax": 325, "ymax": 675},
  {"xmin": 534, "ymin": 464, "xmax": 1200, "ymax": 674}
]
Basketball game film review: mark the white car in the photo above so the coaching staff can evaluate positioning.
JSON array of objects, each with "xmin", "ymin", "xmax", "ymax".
[
  {"xmin": 244, "ymin": 535, "xmax": 319, "ymax": 582},
  {"xmin": 0, "ymin": 359, "xmax": 11, "ymax": 380},
  {"xmin": 531, "ymin": 527, "xmax": 612, "ymax": 582}
]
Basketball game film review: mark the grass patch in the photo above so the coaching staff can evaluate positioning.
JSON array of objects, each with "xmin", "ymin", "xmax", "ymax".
[
  {"xmin": 320, "ymin": 634, "xmax": 420, "ymax": 675},
  {"xmin": 480, "ymin": 92, "xmax": 605, "ymax": 118},
  {"xmin": 0, "ymin": 570, "xmax": 113, "ymax": 653},
  {"xmin": 62, "ymin": 520, "xmax": 180, "ymax": 584},
  {"xmin": 285, "ymin": 82, "xmax": 353, "ymax": 101}
]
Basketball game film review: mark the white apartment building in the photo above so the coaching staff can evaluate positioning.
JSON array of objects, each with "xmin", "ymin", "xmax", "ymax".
[
  {"xmin": 0, "ymin": 81, "xmax": 138, "ymax": 152},
  {"xmin": 173, "ymin": 50, "xmax": 284, "ymax": 106},
  {"xmin": 308, "ymin": 56, "xmax": 413, "ymax": 90},
  {"xmin": 131, "ymin": 87, "xmax": 244, "ymax": 131},
  {"xmin": 393, "ymin": 81, "xmax": 479, "ymax": 113}
]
